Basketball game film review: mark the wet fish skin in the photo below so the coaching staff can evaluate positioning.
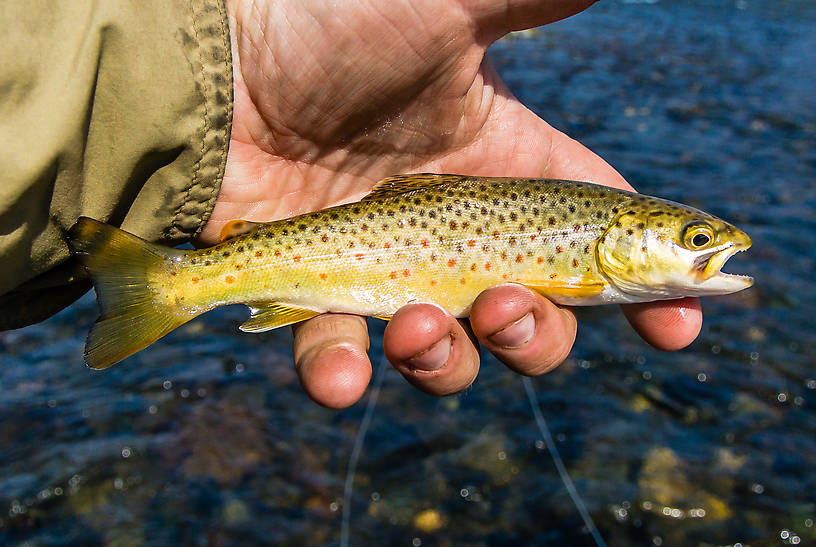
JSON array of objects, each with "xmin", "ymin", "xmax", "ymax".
[{"xmin": 69, "ymin": 174, "xmax": 752, "ymax": 369}]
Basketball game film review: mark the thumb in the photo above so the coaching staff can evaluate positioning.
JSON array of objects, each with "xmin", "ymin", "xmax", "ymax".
[{"xmin": 466, "ymin": 0, "xmax": 598, "ymax": 42}]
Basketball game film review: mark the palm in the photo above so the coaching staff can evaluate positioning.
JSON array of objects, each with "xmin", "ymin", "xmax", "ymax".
[
  {"xmin": 197, "ymin": 0, "xmax": 702, "ymax": 408},
  {"xmin": 199, "ymin": 0, "xmax": 611, "ymax": 243}
]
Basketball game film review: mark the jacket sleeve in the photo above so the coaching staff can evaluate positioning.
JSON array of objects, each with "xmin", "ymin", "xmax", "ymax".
[{"xmin": 0, "ymin": 0, "xmax": 233, "ymax": 329}]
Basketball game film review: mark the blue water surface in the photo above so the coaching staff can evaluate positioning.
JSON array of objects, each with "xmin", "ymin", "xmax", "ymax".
[{"xmin": 1, "ymin": 1, "xmax": 814, "ymax": 545}]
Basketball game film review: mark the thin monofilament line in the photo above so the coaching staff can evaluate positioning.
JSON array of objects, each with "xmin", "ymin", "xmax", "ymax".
[
  {"xmin": 523, "ymin": 377, "xmax": 607, "ymax": 547},
  {"xmin": 340, "ymin": 354, "xmax": 389, "ymax": 547}
]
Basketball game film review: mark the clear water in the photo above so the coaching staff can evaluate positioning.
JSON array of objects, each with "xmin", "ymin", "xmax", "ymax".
[{"xmin": 2, "ymin": 1, "xmax": 815, "ymax": 545}]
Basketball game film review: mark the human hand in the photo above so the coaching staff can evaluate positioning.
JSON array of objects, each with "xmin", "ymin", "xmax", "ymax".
[{"xmin": 199, "ymin": 0, "xmax": 702, "ymax": 408}]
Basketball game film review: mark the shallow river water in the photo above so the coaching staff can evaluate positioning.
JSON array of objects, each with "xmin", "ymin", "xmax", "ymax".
[{"xmin": 2, "ymin": 1, "xmax": 815, "ymax": 545}]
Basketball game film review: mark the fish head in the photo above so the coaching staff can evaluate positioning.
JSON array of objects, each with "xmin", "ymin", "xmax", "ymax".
[{"xmin": 596, "ymin": 200, "xmax": 753, "ymax": 299}]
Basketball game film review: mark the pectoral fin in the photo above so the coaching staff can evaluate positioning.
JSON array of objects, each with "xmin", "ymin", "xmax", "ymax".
[
  {"xmin": 240, "ymin": 303, "xmax": 320, "ymax": 332},
  {"xmin": 523, "ymin": 281, "xmax": 605, "ymax": 299}
]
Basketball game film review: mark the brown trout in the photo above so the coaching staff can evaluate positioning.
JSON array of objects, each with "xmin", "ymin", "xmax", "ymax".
[{"xmin": 69, "ymin": 174, "xmax": 753, "ymax": 369}]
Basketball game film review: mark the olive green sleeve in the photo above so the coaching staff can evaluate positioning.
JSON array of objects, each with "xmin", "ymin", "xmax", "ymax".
[{"xmin": 0, "ymin": 0, "xmax": 233, "ymax": 329}]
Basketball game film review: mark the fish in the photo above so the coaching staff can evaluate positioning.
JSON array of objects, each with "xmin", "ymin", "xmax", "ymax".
[{"xmin": 68, "ymin": 173, "xmax": 753, "ymax": 369}]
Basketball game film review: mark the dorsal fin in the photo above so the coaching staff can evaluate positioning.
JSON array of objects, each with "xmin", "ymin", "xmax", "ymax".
[{"xmin": 362, "ymin": 173, "xmax": 470, "ymax": 201}]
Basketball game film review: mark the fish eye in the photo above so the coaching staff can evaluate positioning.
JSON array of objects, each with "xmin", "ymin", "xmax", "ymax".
[
  {"xmin": 682, "ymin": 222, "xmax": 715, "ymax": 250},
  {"xmin": 692, "ymin": 233, "xmax": 710, "ymax": 247}
]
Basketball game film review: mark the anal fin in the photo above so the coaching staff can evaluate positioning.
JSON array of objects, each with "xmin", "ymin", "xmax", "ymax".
[{"xmin": 240, "ymin": 303, "xmax": 320, "ymax": 332}]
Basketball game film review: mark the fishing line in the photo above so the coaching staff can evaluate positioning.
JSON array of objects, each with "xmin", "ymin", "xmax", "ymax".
[
  {"xmin": 523, "ymin": 376, "xmax": 607, "ymax": 547},
  {"xmin": 340, "ymin": 354, "xmax": 389, "ymax": 547},
  {"xmin": 339, "ymin": 356, "xmax": 606, "ymax": 547}
]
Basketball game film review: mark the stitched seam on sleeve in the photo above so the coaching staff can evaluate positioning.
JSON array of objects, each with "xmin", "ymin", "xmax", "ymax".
[{"xmin": 165, "ymin": 0, "xmax": 232, "ymax": 242}]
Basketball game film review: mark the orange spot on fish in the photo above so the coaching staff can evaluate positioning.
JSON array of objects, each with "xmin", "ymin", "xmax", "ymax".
[
  {"xmin": 530, "ymin": 234, "xmax": 537, "ymax": 241},
  {"xmin": 430, "ymin": 280, "xmax": 437, "ymax": 286},
  {"xmin": 448, "ymin": 259, "xmax": 456, "ymax": 267},
  {"xmin": 572, "ymin": 259, "xmax": 579, "ymax": 267},
  {"xmin": 537, "ymin": 257, "xmax": 544, "ymax": 264},
  {"xmin": 384, "ymin": 243, "xmax": 391, "ymax": 249},
  {"xmin": 256, "ymin": 250, "xmax": 264, "ymax": 257},
  {"xmin": 516, "ymin": 254, "xmax": 524, "ymax": 263},
  {"xmin": 293, "ymin": 255, "xmax": 301, "ymax": 262},
  {"xmin": 274, "ymin": 249, "xmax": 281, "ymax": 257},
  {"xmin": 493, "ymin": 231, "xmax": 501, "ymax": 239},
  {"xmin": 460, "ymin": 278, "xmax": 467, "ymax": 285},
  {"xmin": 502, "ymin": 274, "xmax": 508, "ymax": 279},
  {"xmin": 355, "ymin": 253, "xmax": 364, "ymax": 260},
  {"xmin": 191, "ymin": 277, "xmax": 199, "ymax": 284},
  {"xmin": 470, "ymin": 263, "xmax": 477, "ymax": 271},
  {"xmin": 422, "ymin": 239, "xmax": 429, "ymax": 247},
  {"xmin": 468, "ymin": 240, "xmax": 476, "ymax": 247},
  {"xmin": 556, "ymin": 246, "xmax": 564, "ymax": 253},
  {"xmin": 225, "ymin": 275, "xmax": 235, "ymax": 284},
  {"xmin": 319, "ymin": 273, "xmax": 327, "ymax": 280},
  {"xmin": 485, "ymin": 262, "xmax": 491, "ymax": 270},
  {"xmin": 389, "ymin": 271, "xmax": 398, "ymax": 279},
  {"xmin": 403, "ymin": 269, "xmax": 410, "ymax": 277}
]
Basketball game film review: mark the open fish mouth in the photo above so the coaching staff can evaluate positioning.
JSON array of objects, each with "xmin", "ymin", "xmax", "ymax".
[{"xmin": 692, "ymin": 238, "xmax": 754, "ymax": 292}]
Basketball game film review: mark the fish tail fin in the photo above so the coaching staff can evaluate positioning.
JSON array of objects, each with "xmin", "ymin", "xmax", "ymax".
[{"xmin": 68, "ymin": 217, "xmax": 194, "ymax": 369}]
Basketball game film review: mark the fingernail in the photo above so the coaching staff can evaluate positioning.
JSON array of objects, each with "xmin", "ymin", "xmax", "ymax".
[
  {"xmin": 406, "ymin": 335, "xmax": 451, "ymax": 371},
  {"xmin": 488, "ymin": 312, "xmax": 535, "ymax": 349}
]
